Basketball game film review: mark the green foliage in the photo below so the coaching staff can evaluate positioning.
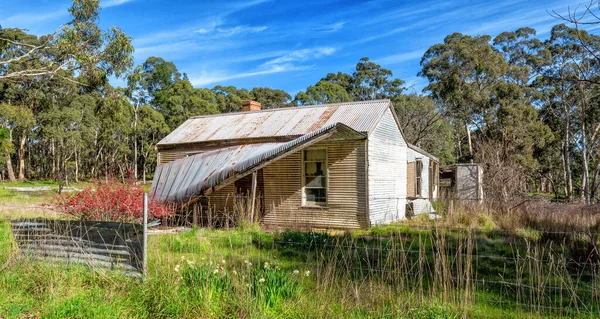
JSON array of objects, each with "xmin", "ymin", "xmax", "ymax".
[
  {"xmin": 315, "ymin": 57, "xmax": 405, "ymax": 101},
  {"xmin": 154, "ymin": 79, "xmax": 218, "ymax": 129},
  {"xmin": 392, "ymin": 94, "xmax": 454, "ymax": 164},
  {"xmin": 275, "ymin": 229, "xmax": 332, "ymax": 248},
  {"xmin": 0, "ymin": 127, "xmax": 13, "ymax": 164},
  {"xmin": 249, "ymin": 87, "xmax": 292, "ymax": 109},
  {"xmin": 294, "ymin": 81, "xmax": 350, "ymax": 105},
  {"xmin": 408, "ymin": 304, "xmax": 459, "ymax": 319},
  {"xmin": 0, "ymin": 0, "xmax": 134, "ymax": 83}
]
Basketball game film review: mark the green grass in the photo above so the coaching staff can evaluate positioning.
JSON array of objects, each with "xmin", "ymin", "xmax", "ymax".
[
  {"xmin": 2, "ymin": 217, "xmax": 599, "ymax": 318},
  {"xmin": 0, "ymin": 180, "xmax": 93, "ymax": 205},
  {"xmin": 2, "ymin": 189, "xmax": 600, "ymax": 318}
]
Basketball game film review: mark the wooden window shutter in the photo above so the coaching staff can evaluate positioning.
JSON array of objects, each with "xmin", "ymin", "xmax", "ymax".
[{"xmin": 407, "ymin": 162, "xmax": 415, "ymax": 197}]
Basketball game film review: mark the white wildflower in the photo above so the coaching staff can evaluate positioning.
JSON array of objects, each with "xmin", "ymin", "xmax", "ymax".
[
  {"xmin": 258, "ymin": 277, "xmax": 265, "ymax": 283},
  {"xmin": 304, "ymin": 270, "xmax": 310, "ymax": 277},
  {"xmin": 213, "ymin": 268, "xmax": 219, "ymax": 274},
  {"xmin": 293, "ymin": 270, "xmax": 299, "ymax": 275},
  {"xmin": 221, "ymin": 259, "xmax": 226, "ymax": 265},
  {"xmin": 263, "ymin": 262, "xmax": 270, "ymax": 269},
  {"xmin": 232, "ymin": 270, "xmax": 237, "ymax": 275},
  {"xmin": 174, "ymin": 264, "xmax": 180, "ymax": 273}
]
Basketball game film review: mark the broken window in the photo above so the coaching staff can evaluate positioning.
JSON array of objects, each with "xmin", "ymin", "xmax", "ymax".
[
  {"xmin": 415, "ymin": 158, "xmax": 423, "ymax": 197},
  {"xmin": 303, "ymin": 149, "xmax": 327, "ymax": 206}
]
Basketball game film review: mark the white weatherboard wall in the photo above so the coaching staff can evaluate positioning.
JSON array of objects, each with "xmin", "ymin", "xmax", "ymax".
[
  {"xmin": 407, "ymin": 148, "xmax": 435, "ymax": 215},
  {"xmin": 367, "ymin": 108, "xmax": 407, "ymax": 224}
]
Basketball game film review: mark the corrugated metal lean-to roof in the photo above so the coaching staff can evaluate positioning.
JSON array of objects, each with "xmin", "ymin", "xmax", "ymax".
[
  {"xmin": 157, "ymin": 99, "xmax": 391, "ymax": 146},
  {"xmin": 151, "ymin": 123, "xmax": 367, "ymax": 202}
]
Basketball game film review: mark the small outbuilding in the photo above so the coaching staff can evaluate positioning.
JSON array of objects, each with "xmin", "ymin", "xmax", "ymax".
[
  {"xmin": 439, "ymin": 163, "xmax": 484, "ymax": 202},
  {"xmin": 151, "ymin": 100, "xmax": 439, "ymax": 230}
]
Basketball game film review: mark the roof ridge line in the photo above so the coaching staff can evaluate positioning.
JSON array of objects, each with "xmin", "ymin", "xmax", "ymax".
[{"xmin": 187, "ymin": 99, "xmax": 391, "ymax": 120}]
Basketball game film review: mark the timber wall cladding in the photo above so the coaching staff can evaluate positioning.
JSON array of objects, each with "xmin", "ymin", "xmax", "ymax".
[
  {"xmin": 407, "ymin": 162, "xmax": 415, "ymax": 197},
  {"xmin": 11, "ymin": 220, "xmax": 143, "ymax": 276},
  {"xmin": 261, "ymin": 140, "xmax": 367, "ymax": 230},
  {"xmin": 368, "ymin": 108, "xmax": 408, "ymax": 224}
]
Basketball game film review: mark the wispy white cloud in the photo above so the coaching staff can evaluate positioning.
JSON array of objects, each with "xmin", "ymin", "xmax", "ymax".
[
  {"xmin": 377, "ymin": 49, "xmax": 425, "ymax": 66},
  {"xmin": 195, "ymin": 25, "xmax": 268, "ymax": 38},
  {"xmin": 190, "ymin": 64, "xmax": 308, "ymax": 86},
  {"xmin": 262, "ymin": 47, "xmax": 336, "ymax": 68},
  {"xmin": 189, "ymin": 47, "xmax": 335, "ymax": 86},
  {"xmin": 349, "ymin": 27, "xmax": 409, "ymax": 46},
  {"xmin": 312, "ymin": 21, "xmax": 346, "ymax": 33},
  {"xmin": 132, "ymin": 0, "xmax": 270, "ymax": 57},
  {"xmin": 134, "ymin": 40, "xmax": 239, "ymax": 59},
  {"xmin": 223, "ymin": 0, "xmax": 273, "ymax": 15},
  {"xmin": 462, "ymin": 10, "xmax": 556, "ymax": 36},
  {"xmin": 1, "ymin": 9, "xmax": 66, "ymax": 28},
  {"xmin": 102, "ymin": 0, "xmax": 136, "ymax": 8}
]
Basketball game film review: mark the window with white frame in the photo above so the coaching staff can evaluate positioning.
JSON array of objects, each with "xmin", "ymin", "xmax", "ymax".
[{"xmin": 302, "ymin": 149, "xmax": 327, "ymax": 206}]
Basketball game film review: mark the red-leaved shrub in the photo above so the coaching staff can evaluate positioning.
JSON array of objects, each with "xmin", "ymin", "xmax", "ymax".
[{"xmin": 54, "ymin": 180, "xmax": 173, "ymax": 222}]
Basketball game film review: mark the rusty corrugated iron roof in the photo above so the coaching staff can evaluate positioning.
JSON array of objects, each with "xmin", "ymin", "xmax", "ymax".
[
  {"xmin": 157, "ymin": 99, "xmax": 391, "ymax": 146},
  {"xmin": 151, "ymin": 123, "xmax": 367, "ymax": 202}
]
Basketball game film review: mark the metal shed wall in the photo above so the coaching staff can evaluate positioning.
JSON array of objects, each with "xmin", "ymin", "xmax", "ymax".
[
  {"xmin": 456, "ymin": 164, "xmax": 483, "ymax": 202},
  {"xmin": 367, "ymin": 108, "xmax": 407, "ymax": 224}
]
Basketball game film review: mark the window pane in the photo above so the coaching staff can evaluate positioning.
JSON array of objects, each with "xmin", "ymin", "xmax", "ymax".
[
  {"xmin": 305, "ymin": 176, "xmax": 326, "ymax": 188},
  {"xmin": 305, "ymin": 188, "xmax": 326, "ymax": 203},
  {"xmin": 305, "ymin": 162, "xmax": 325, "ymax": 176},
  {"xmin": 304, "ymin": 149, "xmax": 326, "ymax": 161}
]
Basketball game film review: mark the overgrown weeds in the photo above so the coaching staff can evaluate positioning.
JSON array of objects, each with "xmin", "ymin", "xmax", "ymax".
[{"xmin": 4, "ymin": 199, "xmax": 600, "ymax": 318}]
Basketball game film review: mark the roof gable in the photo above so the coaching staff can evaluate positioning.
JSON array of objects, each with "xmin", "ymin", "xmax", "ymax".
[{"xmin": 157, "ymin": 99, "xmax": 391, "ymax": 146}]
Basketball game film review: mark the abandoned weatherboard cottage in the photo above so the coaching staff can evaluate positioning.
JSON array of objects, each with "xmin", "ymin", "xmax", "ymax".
[{"xmin": 151, "ymin": 100, "xmax": 439, "ymax": 230}]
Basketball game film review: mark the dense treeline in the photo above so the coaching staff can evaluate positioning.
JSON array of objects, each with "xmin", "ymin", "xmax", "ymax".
[{"xmin": 0, "ymin": 0, "xmax": 599, "ymax": 204}]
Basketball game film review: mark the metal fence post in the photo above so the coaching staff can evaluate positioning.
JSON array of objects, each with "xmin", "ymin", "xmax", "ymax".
[{"xmin": 143, "ymin": 192, "xmax": 148, "ymax": 277}]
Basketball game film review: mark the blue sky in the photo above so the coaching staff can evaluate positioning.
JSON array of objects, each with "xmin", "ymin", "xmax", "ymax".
[{"xmin": 1, "ymin": 0, "xmax": 597, "ymax": 95}]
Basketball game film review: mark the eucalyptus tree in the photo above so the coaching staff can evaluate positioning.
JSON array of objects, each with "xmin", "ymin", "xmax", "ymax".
[
  {"xmin": 0, "ymin": 0, "xmax": 134, "ymax": 84},
  {"xmin": 420, "ymin": 33, "xmax": 508, "ymax": 160},
  {"xmin": 249, "ymin": 87, "xmax": 291, "ymax": 109},
  {"xmin": 392, "ymin": 94, "xmax": 454, "ymax": 164},
  {"xmin": 352, "ymin": 57, "xmax": 405, "ymax": 100},
  {"xmin": 137, "ymin": 105, "xmax": 169, "ymax": 183},
  {"xmin": 294, "ymin": 81, "xmax": 351, "ymax": 105},
  {"xmin": 154, "ymin": 79, "xmax": 219, "ymax": 129},
  {"xmin": 212, "ymin": 85, "xmax": 252, "ymax": 113},
  {"xmin": 534, "ymin": 24, "xmax": 600, "ymax": 203},
  {"xmin": 0, "ymin": 128, "xmax": 13, "ymax": 180},
  {"xmin": 0, "ymin": 103, "xmax": 31, "ymax": 181},
  {"xmin": 127, "ymin": 57, "xmax": 181, "ymax": 179}
]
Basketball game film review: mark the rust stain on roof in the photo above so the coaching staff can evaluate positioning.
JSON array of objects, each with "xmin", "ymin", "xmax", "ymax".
[{"xmin": 158, "ymin": 100, "xmax": 391, "ymax": 146}]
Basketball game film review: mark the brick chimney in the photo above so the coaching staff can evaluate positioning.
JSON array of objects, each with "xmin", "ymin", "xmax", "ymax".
[{"xmin": 242, "ymin": 100, "xmax": 261, "ymax": 112}]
